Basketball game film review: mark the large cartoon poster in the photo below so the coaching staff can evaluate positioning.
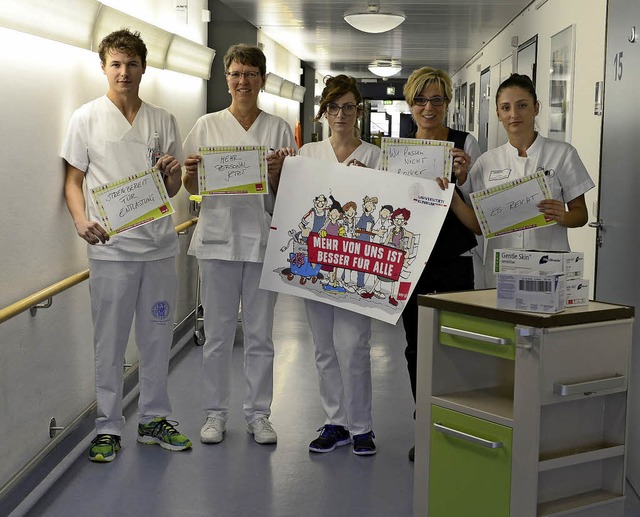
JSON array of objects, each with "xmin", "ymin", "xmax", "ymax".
[{"xmin": 259, "ymin": 155, "xmax": 454, "ymax": 324}]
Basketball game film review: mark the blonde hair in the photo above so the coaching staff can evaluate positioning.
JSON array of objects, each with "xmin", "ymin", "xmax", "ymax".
[{"xmin": 403, "ymin": 67, "xmax": 452, "ymax": 107}]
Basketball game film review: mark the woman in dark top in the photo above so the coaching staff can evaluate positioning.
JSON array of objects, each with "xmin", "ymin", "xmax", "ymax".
[{"xmin": 402, "ymin": 67, "xmax": 481, "ymax": 461}]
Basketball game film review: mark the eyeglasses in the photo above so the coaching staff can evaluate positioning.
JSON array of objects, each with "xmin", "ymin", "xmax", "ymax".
[
  {"xmin": 413, "ymin": 96, "xmax": 447, "ymax": 107},
  {"xmin": 226, "ymin": 71, "xmax": 261, "ymax": 80},
  {"xmin": 326, "ymin": 103, "xmax": 358, "ymax": 116}
]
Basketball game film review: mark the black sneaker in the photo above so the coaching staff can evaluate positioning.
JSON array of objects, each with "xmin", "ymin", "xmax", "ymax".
[
  {"xmin": 352, "ymin": 431, "xmax": 377, "ymax": 456},
  {"xmin": 309, "ymin": 425, "xmax": 351, "ymax": 453}
]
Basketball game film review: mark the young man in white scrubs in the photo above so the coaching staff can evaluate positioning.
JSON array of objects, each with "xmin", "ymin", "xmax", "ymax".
[{"xmin": 62, "ymin": 29, "xmax": 191, "ymax": 462}]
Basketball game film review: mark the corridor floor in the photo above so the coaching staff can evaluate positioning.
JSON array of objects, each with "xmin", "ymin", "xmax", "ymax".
[{"xmin": 25, "ymin": 294, "xmax": 416, "ymax": 517}]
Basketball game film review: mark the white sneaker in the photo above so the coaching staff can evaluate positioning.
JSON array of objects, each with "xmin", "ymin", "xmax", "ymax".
[
  {"xmin": 200, "ymin": 417, "xmax": 225, "ymax": 444},
  {"xmin": 247, "ymin": 416, "xmax": 277, "ymax": 444}
]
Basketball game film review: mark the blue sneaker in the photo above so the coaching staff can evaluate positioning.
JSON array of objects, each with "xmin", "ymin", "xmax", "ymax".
[
  {"xmin": 137, "ymin": 418, "xmax": 192, "ymax": 451},
  {"xmin": 89, "ymin": 434, "xmax": 121, "ymax": 462},
  {"xmin": 309, "ymin": 424, "xmax": 351, "ymax": 453},
  {"xmin": 352, "ymin": 431, "xmax": 377, "ymax": 456}
]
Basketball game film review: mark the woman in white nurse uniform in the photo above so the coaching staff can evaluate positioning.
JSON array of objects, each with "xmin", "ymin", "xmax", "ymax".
[
  {"xmin": 457, "ymin": 73, "xmax": 595, "ymax": 287},
  {"xmin": 182, "ymin": 44, "xmax": 296, "ymax": 446},
  {"xmin": 298, "ymin": 75, "xmax": 381, "ymax": 456}
]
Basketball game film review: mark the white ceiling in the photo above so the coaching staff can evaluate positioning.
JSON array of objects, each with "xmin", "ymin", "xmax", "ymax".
[{"xmin": 217, "ymin": 0, "xmax": 535, "ymax": 79}]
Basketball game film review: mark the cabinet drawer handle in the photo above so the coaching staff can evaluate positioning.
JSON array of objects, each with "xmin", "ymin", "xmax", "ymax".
[
  {"xmin": 434, "ymin": 423, "xmax": 504, "ymax": 449},
  {"xmin": 553, "ymin": 374, "xmax": 626, "ymax": 396},
  {"xmin": 440, "ymin": 326, "xmax": 510, "ymax": 346}
]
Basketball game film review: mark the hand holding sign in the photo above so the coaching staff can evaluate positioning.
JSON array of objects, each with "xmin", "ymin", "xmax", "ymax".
[
  {"xmin": 198, "ymin": 146, "xmax": 268, "ymax": 195},
  {"xmin": 90, "ymin": 169, "xmax": 174, "ymax": 236},
  {"xmin": 470, "ymin": 170, "xmax": 555, "ymax": 239},
  {"xmin": 380, "ymin": 137, "xmax": 454, "ymax": 180}
]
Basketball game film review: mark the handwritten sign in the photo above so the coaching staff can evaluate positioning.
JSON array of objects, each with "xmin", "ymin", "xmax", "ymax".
[
  {"xmin": 199, "ymin": 146, "xmax": 268, "ymax": 195},
  {"xmin": 90, "ymin": 169, "xmax": 174, "ymax": 236},
  {"xmin": 380, "ymin": 137, "xmax": 453, "ymax": 180},
  {"xmin": 470, "ymin": 171, "xmax": 556, "ymax": 239}
]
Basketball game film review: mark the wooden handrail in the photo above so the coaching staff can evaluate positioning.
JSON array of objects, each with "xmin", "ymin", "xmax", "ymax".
[{"xmin": 0, "ymin": 217, "xmax": 198, "ymax": 325}]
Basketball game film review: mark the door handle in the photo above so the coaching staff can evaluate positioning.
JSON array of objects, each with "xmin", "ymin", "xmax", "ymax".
[
  {"xmin": 440, "ymin": 326, "xmax": 510, "ymax": 345},
  {"xmin": 434, "ymin": 423, "xmax": 504, "ymax": 449},
  {"xmin": 588, "ymin": 219, "xmax": 603, "ymax": 230}
]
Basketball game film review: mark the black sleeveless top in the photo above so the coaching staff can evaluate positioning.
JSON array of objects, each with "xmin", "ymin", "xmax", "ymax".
[{"xmin": 410, "ymin": 128, "xmax": 477, "ymax": 264}]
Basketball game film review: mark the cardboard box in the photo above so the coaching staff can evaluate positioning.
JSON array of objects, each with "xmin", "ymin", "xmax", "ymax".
[
  {"xmin": 566, "ymin": 277, "xmax": 590, "ymax": 307},
  {"xmin": 497, "ymin": 270, "xmax": 566, "ymax": 313},
  {"xmin": 494, "ymin": 249, "xmax": 584, "ymax": 278}
]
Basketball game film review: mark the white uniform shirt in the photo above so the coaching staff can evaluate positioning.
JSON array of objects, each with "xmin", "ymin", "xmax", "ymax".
[
  {"xmin": 61, "ymin": 96, "xmax": 184, "ymax": 261},
  {"xmin": 298, "ymin": 138, "xmax": 381, "ymax": 169},
  {"xmin": 183, "ymin": 109, "xmax": 296, "ymax": 262},
  {"xmin": 459, "ymin": 134, "xmax": 595, "ymax": 281}
]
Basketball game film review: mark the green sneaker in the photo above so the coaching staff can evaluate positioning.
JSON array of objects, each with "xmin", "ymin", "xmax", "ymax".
[
  {"xmin": 137, "ymin": 418, "xmax": 192, "ymax": 451},
  {"xmin": 89, "ymin": 434, "xmax": 121, "ymax": 462}
]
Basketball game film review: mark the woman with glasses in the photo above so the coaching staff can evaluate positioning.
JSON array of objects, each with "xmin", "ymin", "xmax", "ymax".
[
  {"xmin": 457, "ymin": 73, "xmax": 594, "ymax": 287},
  {"xmin": 298, "ymin": 75, "xmax": 381, "ymax": 456},
  {"xmin": 182, "ymin": 44, "xmax": 296, "ymax": 447},
  {"xmin": 401, "ymin": 67, "xmax": 481, "ymax": 461}
]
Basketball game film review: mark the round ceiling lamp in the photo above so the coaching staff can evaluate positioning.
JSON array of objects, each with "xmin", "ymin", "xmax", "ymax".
[
  {"xmin": 344, "ymin": 3, "xmax": 405, "ymax": 34},
  {"xmin": 368, "ymin": 59, "xmax": 402, "ymax": 77}
]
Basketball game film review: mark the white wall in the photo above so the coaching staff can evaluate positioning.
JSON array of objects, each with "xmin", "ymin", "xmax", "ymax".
[
  {"xmin": 0, "ymin": 0, "xmax": 209, "ymax": 489},
  {"xmin": 451, "ymin": 0, "xmax": 607, "ymax": 295},
  {"xmin": 257, "ymin": 31, "xmax": 302, "ymax": 132}
]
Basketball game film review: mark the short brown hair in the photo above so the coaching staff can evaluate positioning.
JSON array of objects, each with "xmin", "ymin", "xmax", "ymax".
[
  {"xmin": 98, "ymin": 28, "xmax": 147, "ymax": 67},
  {"xmin": 315, "ymin": 75, "xmax": 363, "ymax": 121},
  {"xmin": 223, "ymin": 44, "xmax": 267, "ymax": 76},
  {"xmin": 403, "ymin": 67, "xmax": 452, "ymax": 107}
]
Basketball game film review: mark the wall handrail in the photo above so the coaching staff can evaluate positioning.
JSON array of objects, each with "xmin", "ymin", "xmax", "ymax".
[{"xmin": 0, "ymin": 217, "xmax": 198, "ymax": 325}]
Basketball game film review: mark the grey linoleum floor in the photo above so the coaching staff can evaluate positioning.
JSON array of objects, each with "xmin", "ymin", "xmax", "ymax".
[
  {"xmin": 24, "ymin": 294, "xmax": 415, "ymax": 517},
  {"xmin": 20, "ymin": 293, "xmax": 640, "ymax": 517}
]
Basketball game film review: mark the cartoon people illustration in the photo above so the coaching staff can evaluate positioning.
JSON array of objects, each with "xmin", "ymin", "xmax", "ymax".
[
  {"xmin": 361, "ymin": 207, "xmax": 413, "ymax": 306},
  {"xmin": 299, "ymin": 194, "xmax": 328, "ymax": 239},
  {"xmin": 355, "ymin": 196, "xmax": 378, "ymax": 292},
  {"xmin": 340, "ymin": 200, "xmax": 358, "ymax": 291},
  {"xmin": 318, "ymin": 195, "xmax": 347, "ymax": 293},
  {"xmin": 372, "ymin": 204, "xmax": 393, "ymax": 244},
  {"xmin": 384, "ymin": 208, "xmax": 414, "ymax": 306}
]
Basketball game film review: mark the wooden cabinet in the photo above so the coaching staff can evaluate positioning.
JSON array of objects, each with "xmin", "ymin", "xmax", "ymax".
[{"xmin": 414, "ymin": 290, "xmax": 634, "ymax": 517}]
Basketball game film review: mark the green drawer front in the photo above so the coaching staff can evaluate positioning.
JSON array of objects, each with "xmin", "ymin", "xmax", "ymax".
[
  {"xmin": 439, "ymin": 311, "xmax": 516, "ymax": 360},
  {"xmin": 429, "ymin": 405, "xmax": 512, "ymax": 517}
]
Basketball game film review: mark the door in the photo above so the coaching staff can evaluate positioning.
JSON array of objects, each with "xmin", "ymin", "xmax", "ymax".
[
  {"xmin": 594, "ymin": 0, "xmax": 640, "ymax": 491},
  {"xmin": 478, "ymin": 67, "xmax": 491, "ymax": 153},
  {"xmin": 517, "ymin": 35, "xmax": 538, "ymax": 84}
]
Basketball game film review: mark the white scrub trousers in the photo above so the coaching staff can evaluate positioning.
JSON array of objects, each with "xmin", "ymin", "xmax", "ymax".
[
  {"xmin": 89, "ymin": 257, "xmax": 176, "ymax": 436},
  {"xmin": 198, "ymin": 259, "xmax": 276, "ymax": 423},
  {"xmin": 304, "ymin": 300, "xmax": 373, "ymax": 436}
]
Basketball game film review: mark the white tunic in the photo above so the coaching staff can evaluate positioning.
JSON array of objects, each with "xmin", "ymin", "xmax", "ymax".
[
  {"xmin": 183, "ymin": 109, "xmax": 296, "ymax": 262},
  {"xmin": 61, "ymin": 96, "xmax": 183, "ymax": 261},
  {"xmin": 459, "ymin": 134, "xmax": 595, "ymax": 285},
  {"xmin": 298, "ymin": 138, "xmax": 381, "ymax": 169}
]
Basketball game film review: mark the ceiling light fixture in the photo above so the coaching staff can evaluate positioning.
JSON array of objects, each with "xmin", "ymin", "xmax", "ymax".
[
  {"xmin": 368, "ymin": 60, "xmax": 402, "ymax": 78},
  {"xmin": 344, "ymin": 3, "xmax": 404, "ymax": 34},
  {"xmin": 0, "ymin": 0, "xmax": 216, "ymax": 79}
]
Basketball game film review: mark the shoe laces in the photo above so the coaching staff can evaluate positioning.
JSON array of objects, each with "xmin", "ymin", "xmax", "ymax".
[
  {"xmin": 316, "ymin": 424, "xmax": 344, "ymax": 439},
  {"xmin": 204, "ymin": 418, "xmax": 224, "ymax": 431},
  {"xmin": 146, "ymin": 419, "xmax": 181, "ymax": 437},
  {"xmin": 253, "ymin": 417, "xmax": 274, "ymax": 432},
  {"xmin": 92, "ymin": 434, "xmax": 119, "ymax": 446}
]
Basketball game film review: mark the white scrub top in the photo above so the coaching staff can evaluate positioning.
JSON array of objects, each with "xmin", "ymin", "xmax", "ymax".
[
  {"xmin": 61, "ymin": 96, "xmax": 184, "ymax": 261},
  {"xmin": 298, "ymin": 138, "xmax": 381, "ymax": 169},
  {"xmin": 459, "ymin": 134, "xmax": 595, "ymax": 284},
  {"xmin": 183, "ymin": 109, "xmax": 296, "ymax": 262}
]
